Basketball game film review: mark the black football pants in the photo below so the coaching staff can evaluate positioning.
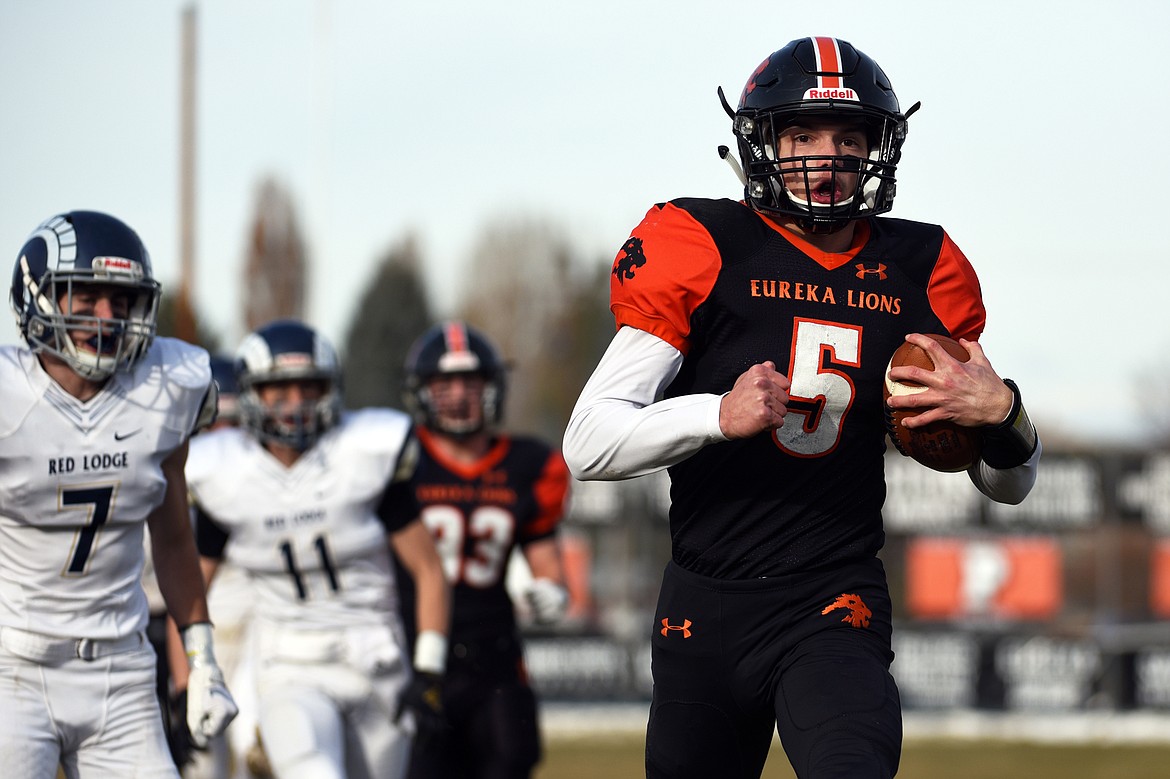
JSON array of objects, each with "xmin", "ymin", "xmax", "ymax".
[
  {"xmin": 646, "ymin": 558, "xmax": 902, "ymax": 779},
  {"xmin": 407, "ymin": 640, "xmax": 541, "ymax": 779}
]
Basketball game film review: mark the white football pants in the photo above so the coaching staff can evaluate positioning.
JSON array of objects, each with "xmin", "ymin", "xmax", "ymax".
[
  {"xmin": 253, "ymin": 621, "xmax": 413, "ymax": 779},
  {"xmin": 0, "ymin": 636, "xmax": 177, "ymax": 779}
]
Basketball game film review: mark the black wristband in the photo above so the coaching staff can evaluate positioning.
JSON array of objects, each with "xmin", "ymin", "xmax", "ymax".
[{"xmin": 979, "ymin": 379, "xmax": 1038, "ymax": 469}]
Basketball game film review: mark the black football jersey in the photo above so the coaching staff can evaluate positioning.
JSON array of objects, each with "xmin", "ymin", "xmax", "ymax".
[
  {"xmin": 611, "ymin": 198, "xmax": 986, "ymax": 578},
  {"xmin": 398, "ymin": 428, "xmax": 570, "ymax": 646}
]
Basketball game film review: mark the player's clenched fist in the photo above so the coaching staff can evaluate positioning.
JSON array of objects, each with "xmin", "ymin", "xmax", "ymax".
[
  {"xmin": 182, "ymin": 622, "xmax": 239, "ymax": 747},
  {"xmin": 719, "ymin": 361, "xmax": 790, "ymax": 439}
]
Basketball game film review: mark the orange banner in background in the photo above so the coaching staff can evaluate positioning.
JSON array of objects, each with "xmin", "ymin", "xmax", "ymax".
[
  {"xmin": 907, "ymin": 537, "xmax": 1062, "ymax": 620},
  {"xmin": 1148, "ymin": 541, "xmax": 1170, "ymax": 618}
]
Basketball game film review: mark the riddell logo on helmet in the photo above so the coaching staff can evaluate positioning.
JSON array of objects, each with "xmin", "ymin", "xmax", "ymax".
[
  {"xmin": 273, "ymin": 353, "xmax": 313, "ymax": 369},
  {"xmin": 437, "ymin": 350, "xmax": 480, "ymax": 373},
  {"xmin": 93, "ymin": 256, "xmax": 144, "ymax": 278},
  {"xmin": 804, "ymin": 87, "xmax": 858, "ymax": 101}
]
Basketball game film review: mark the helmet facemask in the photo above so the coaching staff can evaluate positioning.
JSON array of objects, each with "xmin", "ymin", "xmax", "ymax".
[
  {"xmin": 414, "ymin": 372, "xmax": 502, "ymax": 439},
  {"xmin": 19, "ymin": 260, "xmax": 160, "ymax": 381},
  {"xmin": 735, "ymin": 109, "xmax": 905, "ymax": 233},
  {"xmin": 238, "ymin": 378, "xmax": 340, "ymax": 452},
  {"xmin": 235, "ymin": 320, "xmax": 343, "ymax": 452}
]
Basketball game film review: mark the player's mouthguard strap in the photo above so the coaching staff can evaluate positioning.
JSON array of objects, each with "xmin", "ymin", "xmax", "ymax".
[{"xmin": 979, "ymin": 379, "xmax": 1037, "ymax": 469}]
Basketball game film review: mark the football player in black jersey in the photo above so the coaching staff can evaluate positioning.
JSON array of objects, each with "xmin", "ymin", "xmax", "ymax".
[
  {"xmin": 564, "ymin": 37, "xmax": 1041, "ymax": 779},
  {"xmin": 398, "ymin": 321, "xmax": 571, "ymax": 779}
]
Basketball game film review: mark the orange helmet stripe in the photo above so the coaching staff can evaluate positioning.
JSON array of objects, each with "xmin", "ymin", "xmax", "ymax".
[
  {"xmin": 442, "ymin": 320, "xmax": 469, "ymax": 353},
  {"xmin": 811, "ymin": 36, "xmax": 844, "ymax": 88}
]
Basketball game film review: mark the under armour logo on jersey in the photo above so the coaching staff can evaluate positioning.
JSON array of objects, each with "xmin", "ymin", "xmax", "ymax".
[
  {"xmin": 612, "ymin": 236, "xmax": 647, "ymax": 285},
  {"xmin": 660, "ymin": 618, "xmax": 692, "ymax": 638},
  {"xmin": 855, "ymin": 263, "xmax": 888, "ymax": 280},
  {"xmin": 821, "ymin": 593, "xmax": 872, "ymax": 628}
]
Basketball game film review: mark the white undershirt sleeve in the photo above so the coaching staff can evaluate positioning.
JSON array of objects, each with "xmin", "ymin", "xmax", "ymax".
[{"xmin": 563, "ymin": 327, "xmax": 727, "ymax": 481}]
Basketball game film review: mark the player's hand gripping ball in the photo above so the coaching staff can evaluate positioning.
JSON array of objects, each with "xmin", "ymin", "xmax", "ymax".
[{"xmin": 883, "ymin": 334, "xmax": 982, "ymax": 473}]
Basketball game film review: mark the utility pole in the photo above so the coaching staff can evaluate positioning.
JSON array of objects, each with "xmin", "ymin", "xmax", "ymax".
[{"xmin": 176, "ymin": 3, "xmax": 198, "ymax": 343}]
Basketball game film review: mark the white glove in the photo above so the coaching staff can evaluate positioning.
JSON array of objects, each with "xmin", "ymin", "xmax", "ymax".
[
  {"xmin": 525, "ymin": 578, "xmax": 569, "ymax": 625},
  {"xmin": 182, "ymin": 622, "xmax": 239, "ymax": 748}
]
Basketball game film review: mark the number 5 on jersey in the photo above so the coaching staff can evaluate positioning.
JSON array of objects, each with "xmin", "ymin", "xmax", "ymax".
[{"xmin": 774, "ymin": 319, "xmax": 861, "ymax": 458}]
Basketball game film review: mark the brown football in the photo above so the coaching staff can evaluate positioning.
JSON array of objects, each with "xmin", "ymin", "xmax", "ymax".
[{"xmin": 883, "ymin": 334, "xmax": 982, "ymax": 473}]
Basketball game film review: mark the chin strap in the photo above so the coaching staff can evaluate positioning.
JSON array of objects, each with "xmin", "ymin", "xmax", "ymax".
[{"xmin": 718, "ymin": 145, "xmax": 748, "ymax": 186}]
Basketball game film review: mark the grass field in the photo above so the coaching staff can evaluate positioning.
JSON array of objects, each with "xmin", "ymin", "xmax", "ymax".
[{"xmin": 537, "ymin": 734, "xmax": 1170, "ymax": 778}]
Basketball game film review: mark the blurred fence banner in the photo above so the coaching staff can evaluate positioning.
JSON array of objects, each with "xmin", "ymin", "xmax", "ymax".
[{"xmin": 536, "ymin": 448, "xmax": 1170, "ymax": 712}]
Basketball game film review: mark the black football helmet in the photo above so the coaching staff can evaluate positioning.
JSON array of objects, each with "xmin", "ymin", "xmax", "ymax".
[
  {"xmin": 11, "ymin": 210, "xmax": 162, "ymax": 380},
  {"xmin": 235, "ymin": 319, "xmax": 342, "ymax": 450},
  {"xmin": 721, "ymin": 37, "xmax": 918, "ymax": 232},
  {"xmin": 403, "ymin": 321, "xmax": 506, "ymax": 437}
]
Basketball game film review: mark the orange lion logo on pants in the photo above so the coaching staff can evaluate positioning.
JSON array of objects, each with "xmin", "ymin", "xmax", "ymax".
[{"xmin": 821, "ymin": 593, "xmax": 872, "ymax": 628}]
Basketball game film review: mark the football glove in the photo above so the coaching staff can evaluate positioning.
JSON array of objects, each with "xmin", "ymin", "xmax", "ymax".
[
  {"xmin": 182, "ymin": 622, "xmax": 239, "ymax": 748},
  {"xmin": 525, "ymin": 577, "xmax": 569, "ymax": 625},
  {"xmin": 395, "ymin": 670, "xmax": 446, "ymax": 734},
  {"xmin": 166, "ymin": 689, "xmax": 195, "ymax": 767}
]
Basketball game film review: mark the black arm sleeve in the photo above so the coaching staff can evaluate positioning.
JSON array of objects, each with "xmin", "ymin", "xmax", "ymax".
[
  {"xmin": 194, "ymin": 505, "xmax": 231, "ymax": 559},
  {"xmin": 377, "ymin": 431, "xmax": 422, "ymax": 533},
  {"xmin": 376, "ymin": 478, "xmax": 421, "ymax": 534}
]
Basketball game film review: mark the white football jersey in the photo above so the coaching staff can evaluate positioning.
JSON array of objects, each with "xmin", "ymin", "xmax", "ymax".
[
  {"xmin": 187, "ymin": 408, "xmax": 416, "ymax": 633},
  {"xmin": 0, "ymin": 338, "xmax": 212, "ymax": 640}
]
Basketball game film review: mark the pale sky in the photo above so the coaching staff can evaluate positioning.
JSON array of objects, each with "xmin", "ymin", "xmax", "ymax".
[{"xmin": 1, "ymin": 0, "xmax": 1167, "ymax": 445}]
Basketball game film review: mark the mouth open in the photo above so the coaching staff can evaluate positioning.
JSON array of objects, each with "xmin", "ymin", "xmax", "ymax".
[
  {"xmin": 808, "ymin": 178, "xmax": 843, "ymax": 205},
  {"xmin": 79, "ymin": 334, "xmax": 118, "ymax": 356}
]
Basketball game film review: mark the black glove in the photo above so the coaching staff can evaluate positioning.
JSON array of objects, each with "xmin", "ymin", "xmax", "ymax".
[
  {"xmin": 395, "ymin": 670, "xmax": 446, "ymax": 734},
  {"xmin": 166, "ymin": 689, "xmax": 198, "ymax": 768}
]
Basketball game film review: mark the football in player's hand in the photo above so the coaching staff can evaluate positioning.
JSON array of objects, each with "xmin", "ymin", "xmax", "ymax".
[{"xmin": 883, "ymin": 334, "xmax": 982, "ymax": 473}]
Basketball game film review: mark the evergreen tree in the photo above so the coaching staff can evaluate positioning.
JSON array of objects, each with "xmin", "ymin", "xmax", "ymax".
[
  {"xmin": 341, "ymin": 235, "xmax": 432, "ymax": 410},
  {"xmin": 457, "ymin": 218, "xmax": 612, "ymax": 441}
]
